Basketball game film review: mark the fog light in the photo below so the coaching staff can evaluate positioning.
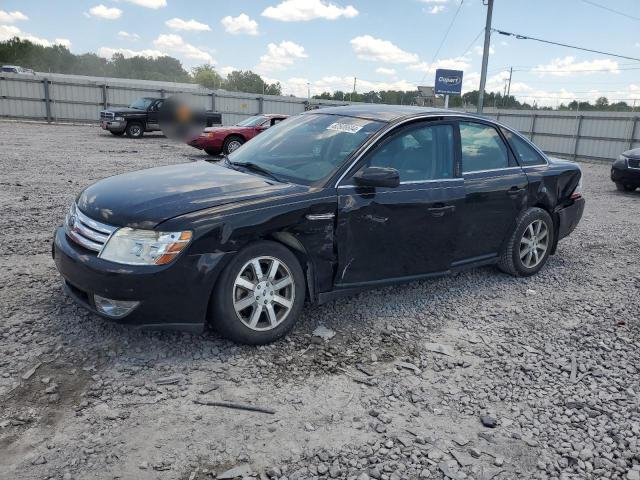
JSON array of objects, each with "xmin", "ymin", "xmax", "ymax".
[{"xmin": 94, "ymin": 295, "xmax": 139, "ymax": 319}]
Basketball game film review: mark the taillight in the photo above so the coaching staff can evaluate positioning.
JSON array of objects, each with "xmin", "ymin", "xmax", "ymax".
[{"xmin": 570, "ymin": 174, "xmax": 583, "ymax": 200}]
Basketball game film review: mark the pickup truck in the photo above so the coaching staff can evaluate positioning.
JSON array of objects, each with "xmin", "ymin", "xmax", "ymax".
[{"xmin": 100, "ymin": 97, "xmax": 222, "ymax": 138}]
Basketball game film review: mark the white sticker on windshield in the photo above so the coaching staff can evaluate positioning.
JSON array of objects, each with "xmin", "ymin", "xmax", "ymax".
[{"xmin": 327, "ymin": 122, "xmax": 363, "ymax": 134}]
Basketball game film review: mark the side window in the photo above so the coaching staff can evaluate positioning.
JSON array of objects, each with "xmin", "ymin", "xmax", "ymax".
[
  {"xmin": 502, "ymin": 129, "xmax": 546, "ymax": 166},
  {"xmin": 459, "ymin": 122, "xmax": 509, "ymax": 172},
  {"xmin": 361, "ymin": 123, "xmax": 454, "ymax": 182}
]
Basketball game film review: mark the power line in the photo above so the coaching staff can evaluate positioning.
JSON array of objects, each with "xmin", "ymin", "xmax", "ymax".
[
  {"xmin": 420, "ymin": 0, "xmax": 465, "ymax": 84},
  {"xmin": 459, "ymin": 27, "xmax": 485, "ymax": 59},
  {"xmin": 493, "ymin": 29, "xmax": 640, "ymax": 62},
  {"xmin": 579, "ymin": 0, "xmax": 640, "ymax": 22}
]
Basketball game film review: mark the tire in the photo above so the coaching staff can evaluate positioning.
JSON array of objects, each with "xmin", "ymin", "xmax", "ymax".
[
  {"xmin": 110, "ymin": 131, "xmax": 125, "ymax": 136},
  {"xmin": 204, "ymin": 148, "xmax": 220, "ymax": 156},
  {"xmin": 498, "ymin": 207, "xmax": 555, "ymax": 277},
  {"xmin": 210, "ymin": 240, "xmax": 306, "ymax": 345},
  {"xmin": 223, "ymin": 136, "xmax": 244, "ymax": 155},
  {"xmin": 615, "ymin": 182, "xmax": 637, "ymax": 192},
  {"xmin": 125, "ymin": 121, "xmax": 144, "ymax": 138}
]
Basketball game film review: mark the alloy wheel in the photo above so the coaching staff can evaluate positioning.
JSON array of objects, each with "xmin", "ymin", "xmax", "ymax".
[
  {"xmin": 519, "ymin": 219, "xmax": 549, "ymax": 268},
  {"xmin": 227, "ymin": 140, "xmax": 242, "ymax": 152},
  {"xmin": 232, "ymin": 256, "xmax": 295, "ymax": 331}
]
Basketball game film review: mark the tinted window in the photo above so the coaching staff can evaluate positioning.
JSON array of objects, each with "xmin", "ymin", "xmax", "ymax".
[
  {"xmin": 502, "ymin": 129, "xmax": 546, "ymax": 166},
  {"xmin": 459, "ymin": 122, "xmax": 509, "ymax": 172},
  {"xmin": 363, "ymin": 124, "xmax": 454, "ymax": 182}
]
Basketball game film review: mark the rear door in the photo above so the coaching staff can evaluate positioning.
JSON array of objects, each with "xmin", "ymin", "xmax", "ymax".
[
  {"xmin": 454, "ymin": 120, "xmax": 528, "ymax": 264},
  {"xmin": 335, "ymin": 120, "xmax": 464, "ymax": 285}
]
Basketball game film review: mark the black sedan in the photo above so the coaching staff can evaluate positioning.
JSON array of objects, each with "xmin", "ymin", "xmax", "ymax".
[
  {"xmin": 611, "ymin": 148, "xmax": 640, "ymax": 192},
  {"xmin": 53, "ymin": 105, "xmax": 585, "ymax": 344}
]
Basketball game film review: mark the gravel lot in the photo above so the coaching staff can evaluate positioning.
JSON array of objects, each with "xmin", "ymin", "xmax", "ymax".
[{"xmin": 1, "ymin": 120, "xmax": 639, "ymax": 480}]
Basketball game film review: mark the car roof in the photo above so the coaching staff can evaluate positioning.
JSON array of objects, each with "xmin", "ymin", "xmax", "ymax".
[{"xmin": 306, "ymin": 104, "xmax": 486, "ymax": 123}]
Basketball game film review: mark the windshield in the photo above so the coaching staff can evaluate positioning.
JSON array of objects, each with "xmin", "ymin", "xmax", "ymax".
[
  {"xmin": 228, "ymin": 113, "xmax": 385, "ymax": 185},
  {"xmin": 236, "ymin": 115, "xmax": 267, "ymax": 127},
  {"xmin": 129, "ymin": 98, "xmax": 154, "ymax": 110}
]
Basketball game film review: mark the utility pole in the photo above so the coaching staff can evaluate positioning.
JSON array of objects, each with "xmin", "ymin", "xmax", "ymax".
[
  {"xmin": 307, "ymin": 82, "xmax": 310, "ymax": 101},
  {"xmin": 506, "ymin": 66, "xmax": 513, "ymax": 99},
  {"xmin": 477, "ymin": 0, "xmax": 494, "ymax": 114},
  {"xmin": 352, "ymin": 77, "xmax": 357, "ymax": 102}
]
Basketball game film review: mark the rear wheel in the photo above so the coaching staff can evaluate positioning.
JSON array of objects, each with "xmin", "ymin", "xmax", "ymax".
[
  {"xmin": 125, "ymin": 121, "xmax": 144, "ymax": 138},
  {"xmin": 615, "ymin": 181, "xmax": 637, "ymax": 192},
  {"xmin": 223, "ymin": 136, "xmax": 244, "ymax": 155},
  {"xmin": 498, "ymin": 207, "xmax": 554, "ymax": 277},
  {"xmin": 210, "ymin": 241, "xmax": 305, "ymax": 344}
]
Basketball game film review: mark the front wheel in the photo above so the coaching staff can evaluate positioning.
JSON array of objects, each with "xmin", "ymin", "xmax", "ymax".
[
  {"xmin": 125, "ymin": 122, "xmax": 144, "ymax": 138},
  {"xmin": 210, "ymin": 241, "xmax": 306, "ymax": 344},
  {"xmin": 615, "ymin": 182, "xmax": 637, "ymax": 192},
  {"xmin": 498, "ymin": 207, "xmax": 555, "ymax": 277},
  {"xmin": 223, "ymin": 136, "xmax": 244, "ymax": 155}
]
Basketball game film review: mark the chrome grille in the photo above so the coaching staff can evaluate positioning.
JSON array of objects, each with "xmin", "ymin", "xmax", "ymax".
[
  {"xmin": 65, "ymin": 206, "xmax": 117, "ymax": 253},
  {"xmin": 100, "ymin": 111, "xmax": 114, "ymax": 120},
  {"xmin": 628, "ymin": 158, "xmax": 640, "ymax": 169}
]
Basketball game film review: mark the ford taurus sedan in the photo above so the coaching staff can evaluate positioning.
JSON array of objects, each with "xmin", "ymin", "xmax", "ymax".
[{"xmin": 52, "ymin": 105, "xmax": 585, "ymax": 344}]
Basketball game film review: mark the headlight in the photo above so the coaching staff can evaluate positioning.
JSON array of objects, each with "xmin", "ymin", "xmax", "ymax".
[
  {"xmin": 206, "ymin": 132, "xmax": 216, "ymax": 137},
  {"xmin": 114, "ymin": 116, "xmax": 124, "ymax": 121},
  {"xmin": 99, "ymin": 227, "xmax": 193, "ymax": 265}
]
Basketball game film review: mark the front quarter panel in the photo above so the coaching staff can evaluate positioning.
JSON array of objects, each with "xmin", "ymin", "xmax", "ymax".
[{"xmin": 158, "ymin": 187, "xmax": 338, "ymax": 297}]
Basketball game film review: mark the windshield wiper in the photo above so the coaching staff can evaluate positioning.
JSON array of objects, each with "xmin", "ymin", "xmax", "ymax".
[{"xmin": 231, "ymin": 161, "xmax": 283, "ymax": 183}]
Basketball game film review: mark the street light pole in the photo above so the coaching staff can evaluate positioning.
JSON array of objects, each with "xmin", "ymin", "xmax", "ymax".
[{"xmin": 477, "ymin": 0, "xmax": 494, "ymax": 114}]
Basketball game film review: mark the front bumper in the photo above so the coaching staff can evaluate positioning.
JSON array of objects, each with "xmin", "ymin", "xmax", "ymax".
[
  {"xmin": 611, "ymin": 165, "xmax": 640, "ymax": 186},
  {"xmin": 188, "ymin": 135, "xmax": 222, "ymax": 152},
  {"xmin": 557, "ymin": 197, "xmax": 585, "ymax": 241},
  {"xmin": 52, "ymin": 227, "xmax": 231, "ymax": 332},
  {"xmin": 100, "ymin": 120, "xmax": 125, "ymax": 133}
]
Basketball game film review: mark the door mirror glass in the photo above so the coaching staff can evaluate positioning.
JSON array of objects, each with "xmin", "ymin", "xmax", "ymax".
[{"xmin": 354, "ymin": 166, "xmax": 400, "ymax": 188}]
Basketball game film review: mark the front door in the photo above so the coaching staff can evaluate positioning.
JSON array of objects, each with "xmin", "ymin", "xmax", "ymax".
[
  {"xmin": 454, "ymin": 120, "xmax": 529, "ymax": 264},
  {"xmin": 335, "ymin": 121, "xmax": 464, "ymax": 286}
]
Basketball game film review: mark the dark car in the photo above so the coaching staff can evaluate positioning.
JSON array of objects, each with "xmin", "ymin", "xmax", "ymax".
[
  {"xmin": 611, "ymin": 148, "xmax": 640, "ymax": 192},
  {"xmin": 53, "ymin": 105, "xmax": 585, "ymax": 344},
  {"xmin": 100, "ymin": 97, "xmax": 222, "ymax": 138},
  {"xmin": 189, "ymin": 114, "xmax": 289, "ymax": 156}
]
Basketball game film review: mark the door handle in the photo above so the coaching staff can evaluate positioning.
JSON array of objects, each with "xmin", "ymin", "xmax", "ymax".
[
  {"xmin": 507, "ymin": 187, "xmax": 526, "ymax": 196},
  {"xmin": 428, "ymin": 205, "xmax": 456, "ymax": 217}
]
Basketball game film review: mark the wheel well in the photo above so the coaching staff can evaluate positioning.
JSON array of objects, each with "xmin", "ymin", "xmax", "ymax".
[{"xmin": 225, "ymin": 133, "xmax": 245, "ymax": 143}]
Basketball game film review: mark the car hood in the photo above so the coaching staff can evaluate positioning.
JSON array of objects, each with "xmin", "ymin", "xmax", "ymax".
[
  {"xmin": 102, "ymin": 107, "xmax": 147, "ymax": 115},
  {"xmin": 77, "ymin": 161, "xmax": 299, "ymax": 229}
]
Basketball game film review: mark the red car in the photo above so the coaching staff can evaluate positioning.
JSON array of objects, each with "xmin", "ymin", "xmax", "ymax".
[{"xmin": 189, "ymin": 114, "xmax": 288, "ymax": 156}]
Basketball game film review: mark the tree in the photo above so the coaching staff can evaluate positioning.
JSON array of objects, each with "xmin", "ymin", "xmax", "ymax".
[
  {"xmin": 595, "ymin": 96, "xmax": 609, "ymax": 108},
  {"xmin": 222, "ymin": 70, "xmax": 282, "ymax": 95},
  {"xmin": 192, "ymin": 64, "xmax": 223, "ymax": 89}
]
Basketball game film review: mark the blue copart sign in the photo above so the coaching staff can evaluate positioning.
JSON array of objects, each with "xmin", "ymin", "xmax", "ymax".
[{"xmin": 434, "ymin": 69, "xmax": 463, "ymax": 95}]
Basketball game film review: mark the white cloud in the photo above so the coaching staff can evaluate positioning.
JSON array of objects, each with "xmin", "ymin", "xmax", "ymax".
[
  {"xmin": 350, "ymin": 35, "xmax": 419, "ymax": 64},
  {"xmin": 117, "ymin": 31, "xmax": 140, "ymax": 41},
  {"xmin": 277, "ymin": 75, "xmax": 418, "ymax": 97},
  {"xmin": 420, "ymin": 0, "xmax": 448, "ymax": 3},
  {"xmin": 0, "ymin": 10, "xmax": 28, "ymax": 23},
  {"xmin": 472, "ymin": 44, "xmax": 495, "ymax": 56},
  {"xmin": 407, "ymin": 56, "xmax": 470, "ymax": 76},
  {"xmin": 256, "ymin": 40, "xmax": 307, "ymax": 73},
  {"xmin": 221, "ymin": 14, "xmax": 259, "ymax": 35},
  {"xmin": 376, "ymin": 67, "xmax": 396, "ymax": 76},
  {"xmin": 88, "ymin": 4, "xmax": 122, "ymax": 20},
  {"xmin": 219, "ymin": 66, "xmax": 238, "ymax": 76},
  {"xmin": 532, "ymin": 56, "xmax": 619, "ymax": 77},
  {"xmin": 262, "ymin": 0, "xmax": 358, "ymax": 21},
  {"xmin": 153, "ymin": 34, "xmax": 214, "ymax": 63},
  {"xmin": 428, "ymin": 6, "xmax": 446, "ymax": 14},
  {"xmin": 165, "ymin": 18, "xmax": 211, "ymax": 32},
  {"xmin": 55, "ymin": 38, "xmax": 72, "ymax": 48},
  {"xmin": 0, "ymin": 25, "xmax": 54, "ymax": 46},
  {"xmin": 116, "ymin": 0, "xmax": 166, "ymax": 8},
  {"xmin": 98, "ymin": 47, "xmax": 165, "ymax": 59}
]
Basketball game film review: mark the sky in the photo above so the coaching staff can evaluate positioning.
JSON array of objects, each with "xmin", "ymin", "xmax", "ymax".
[{"xmin": 0, "ymin": 0, "xmax": 638, "ymax": 106}]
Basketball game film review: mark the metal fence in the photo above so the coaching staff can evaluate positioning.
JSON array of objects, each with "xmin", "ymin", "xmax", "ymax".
[
  {"xmin": 0, "ymin": 72, "xmax": 351, "ymax": 127},
  {"xmin": 1, "ymin": 72, "xmax": 638, "ymax": 163},
  {"xmin": 470, "ymin": 108, "xmax": 639, "ymax": 163}
]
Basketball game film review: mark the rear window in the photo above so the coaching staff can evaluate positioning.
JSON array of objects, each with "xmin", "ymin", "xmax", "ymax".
[
  {"xmin": 459, "ymin": 122, "xmax": 509, "ymax": 172},
  {"xmin": 502, "ymin": 129, "xmax": 547, "ymax": 166}
]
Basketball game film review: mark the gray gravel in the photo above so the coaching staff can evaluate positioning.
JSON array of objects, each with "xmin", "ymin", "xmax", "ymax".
[{"xmin": 0, "ymin": 120, "xmax": 639, "ymax": 480}]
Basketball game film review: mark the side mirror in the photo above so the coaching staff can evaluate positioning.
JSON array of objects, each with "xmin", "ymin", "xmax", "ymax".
[{"xmin": 353, "ymin": 166, "xmax": 400, "ymax": 188}]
